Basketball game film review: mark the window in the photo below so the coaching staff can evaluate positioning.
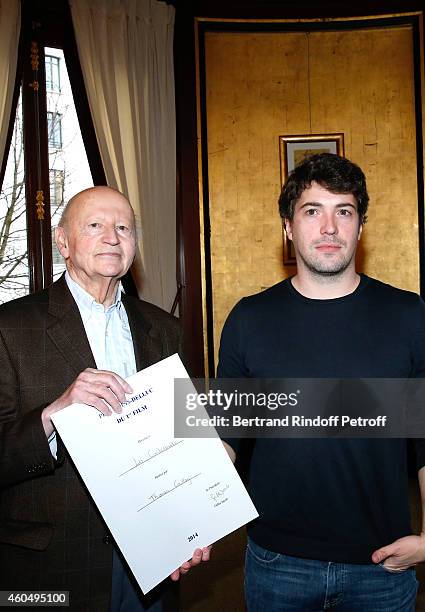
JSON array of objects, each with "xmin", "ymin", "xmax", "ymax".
[
  {"xmin": 0, "ymin": 91, "xmax": 29, "ymax": 303},
  {"xmin": 50, "ymin": 169, "xmax": 64, "ymax": 267},
  {"xmin": 50, "ymin": 169, "xmax": 64, "ymax": 209},
  {"xmin": 0, "ymin": 4, "xmax": 101, "ymax": 303},
  {"xmin": 46, "ymin": 48, "xmax": 93, "ymax": 281},
  {"xmin": 47, "ymin": 112, "xmax": 63, "ymax": 149},
  {"xmin": 45, "ymin": 55, "xmax": 60, "ymax": 92}
]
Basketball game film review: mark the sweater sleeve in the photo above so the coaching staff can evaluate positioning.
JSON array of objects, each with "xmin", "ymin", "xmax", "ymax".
[
  {"xmin": 217, "ymin": 299, "xmax": 248, "ymax": 455},
  {"xmin": 410, "ymin": 296, "xmax": 425, "ymax": 471}
]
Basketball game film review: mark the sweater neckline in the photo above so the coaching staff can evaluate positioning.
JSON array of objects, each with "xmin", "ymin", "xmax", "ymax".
[{"xmin": 286, "ymin": 273, "xmax": 370, "ymax": 304}]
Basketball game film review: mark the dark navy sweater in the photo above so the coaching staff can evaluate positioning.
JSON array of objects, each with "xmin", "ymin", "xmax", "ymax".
[{"xmin": 218, "ymin": 275, "xmax": 425, "ymax": 563}]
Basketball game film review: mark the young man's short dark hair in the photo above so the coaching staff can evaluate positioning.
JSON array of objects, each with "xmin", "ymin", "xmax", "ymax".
[{"xmin": 278, "ymin": 152, "xmax": 369, "ymax": 223}]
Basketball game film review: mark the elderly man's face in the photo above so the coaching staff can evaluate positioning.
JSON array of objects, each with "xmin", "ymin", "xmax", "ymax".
[{"xmin": 57, "ymin": 189, "xmax": 136, "ymax": 287}]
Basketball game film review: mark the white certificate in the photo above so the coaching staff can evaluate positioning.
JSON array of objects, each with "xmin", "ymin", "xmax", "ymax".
[{"xmin": 52, "ymin": 354, "xmax": 258, "ymax": 594}]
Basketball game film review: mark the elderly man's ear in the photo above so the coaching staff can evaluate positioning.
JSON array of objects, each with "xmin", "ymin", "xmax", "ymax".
[{"xmin": 55, "ymin": 226, "xmax": 69, "ymax": 259}]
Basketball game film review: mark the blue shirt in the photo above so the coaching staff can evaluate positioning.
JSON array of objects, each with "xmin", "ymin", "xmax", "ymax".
[
  {"xmin": 65, "ymin": 272, "xmax": 136, "ymax": 378},
  {"xmin": 49, "ymin": 273, "xmax": 137, "ymax": 456}
]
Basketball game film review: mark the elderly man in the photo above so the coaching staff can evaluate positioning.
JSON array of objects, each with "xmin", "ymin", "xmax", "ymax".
[{"xmin": 0, "ymin": 186, "xmax": 206, "ymax": 611}]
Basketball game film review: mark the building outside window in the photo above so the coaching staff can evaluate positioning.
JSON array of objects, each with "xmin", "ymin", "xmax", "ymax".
[
  {"xmin": 47, "ymin": 111, "xmax": 63, "ymax": 149},
  {"xmin": 46, "ymin": 48, "xmax": 93, "ymax": 281},
  {"xmin": 50, "ymin": 169, "xmax": 64, "ymax": 209},
  {"xmin": 50, "ymin": 169, "xmax": 65, "ymax": 266},
  {"xmin": 0, "ymin": 46, "xmax": 93, "ymax": 303},
  {"xmin": 45, "ymin": 55, "xmax": 61, "ymax": 92}
]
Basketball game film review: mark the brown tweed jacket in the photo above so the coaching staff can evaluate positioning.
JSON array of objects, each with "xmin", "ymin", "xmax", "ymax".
[{"xmin": 0, "ymin": 275, "xmax": 181, "ymax": 611}]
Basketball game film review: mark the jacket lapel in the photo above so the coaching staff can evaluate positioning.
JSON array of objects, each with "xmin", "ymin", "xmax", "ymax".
[
  {"xmin": 47, "ymin": 276, "xmax": 96, "ymax": 375},
  {"xmin": 122, "ymin": 296, "xmax": 164, "ymax": 371},
  {"xmin": 46, "ymin": 276, "xmax": 163, "ymax": 376}
]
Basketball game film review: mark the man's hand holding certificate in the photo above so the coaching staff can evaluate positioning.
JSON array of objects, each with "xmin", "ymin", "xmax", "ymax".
[{"xmin": 52, "ymin": 354, "xmax": 258, "ymax": 594}]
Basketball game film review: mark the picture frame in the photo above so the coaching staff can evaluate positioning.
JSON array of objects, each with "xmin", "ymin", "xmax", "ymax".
[{"xmin": 279, "ymin": 133, "xmax": 345, "ymax": 265}]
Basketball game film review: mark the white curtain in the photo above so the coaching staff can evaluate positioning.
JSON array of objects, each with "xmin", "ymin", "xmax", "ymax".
[
  {"xmin": 70, "ymin": 0, "xmax": 176, "ymax": 311},
  {"xmin": 0, "ymin": 0, "xmax": 20, "ymax": 172}
]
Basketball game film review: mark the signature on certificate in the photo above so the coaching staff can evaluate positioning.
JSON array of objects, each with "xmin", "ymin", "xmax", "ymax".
[
  {"xmin": 118, "ymin": 440, "xmax": 184, "ymax": 477},
  {"xmin": 206, "ymin": 482, "xmax": 230, "ymax": 507},
  {"xmin": 138, "ymin": 473, "xmax": 202, "ymax": 511}
]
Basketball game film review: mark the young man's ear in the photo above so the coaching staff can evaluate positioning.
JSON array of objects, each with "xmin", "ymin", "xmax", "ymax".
[
  {"xmin": 284, "ymin": 218, "xmax": 293, "ymax": 242},
  {"xmin": 357, "ymin": 223, "xmax": 363, "ymax": 241},
  {"xmin": 55, "ymin": 226, "xmax": 69, "ymax": 259}
]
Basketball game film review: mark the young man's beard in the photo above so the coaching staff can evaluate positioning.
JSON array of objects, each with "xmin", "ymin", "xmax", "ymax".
[
  {"xmin": 296, "ymin": 240, "xmax": 356, "ymax": 277},
  {"xmin": 300, "ymin": 253, "xmax": 353, "ymax": 276}
]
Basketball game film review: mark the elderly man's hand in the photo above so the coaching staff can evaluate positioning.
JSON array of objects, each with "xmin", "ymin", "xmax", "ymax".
[
  {"xmin": 41, "ymin": 368, "xmax": 133, "ymax": 437},
  {"xmin": 169, "ymin": 546, "xmax": 212, "ymax": 581}
]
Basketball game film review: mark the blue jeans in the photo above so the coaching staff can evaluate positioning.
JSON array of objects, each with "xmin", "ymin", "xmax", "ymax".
[{"xmin": 245, "ymin": 538, "xmax": 418, "ymax": 611}]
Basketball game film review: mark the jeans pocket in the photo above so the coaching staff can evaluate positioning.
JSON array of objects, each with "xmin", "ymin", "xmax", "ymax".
[
  {"xmin": 247, "ymin": 539, "xmax": 281, "ymax": 564},
  {"xmin": 378, "ymin": 562, "xmax": 413, "ymax": 574}
]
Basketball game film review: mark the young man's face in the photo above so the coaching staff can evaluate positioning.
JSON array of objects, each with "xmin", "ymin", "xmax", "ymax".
[{"xmin": 285, "ymin": 181, "xmax": 362, "ymax": 276}]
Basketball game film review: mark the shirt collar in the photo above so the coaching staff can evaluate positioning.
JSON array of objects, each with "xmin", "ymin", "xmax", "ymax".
[{"xmin": 65, "ymin": 271, "xmax": 123, "ymax": 321}]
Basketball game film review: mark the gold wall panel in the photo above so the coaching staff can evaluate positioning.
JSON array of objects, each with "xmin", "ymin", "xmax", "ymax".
[
  {"xmin": 308, "ymin": 27, "xmax": 418, "ymax": 289},
  {"xmin": 204, "ymin": 26, "xmax": 420, "ymax": 365}
]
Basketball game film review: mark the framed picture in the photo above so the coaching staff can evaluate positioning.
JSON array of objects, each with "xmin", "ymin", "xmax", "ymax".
[{"xmin": 279, "ymin": 133, "xmax": 345, "ymax": 265}]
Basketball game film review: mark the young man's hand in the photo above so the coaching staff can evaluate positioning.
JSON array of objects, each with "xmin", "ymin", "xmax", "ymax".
[
  {"xmin": 169, "ymin": 546, "xmax": 212, "ymax": 581},
  {"xmin": 372, "ymin": 533, "xmax": 425, "ymax": 570}
]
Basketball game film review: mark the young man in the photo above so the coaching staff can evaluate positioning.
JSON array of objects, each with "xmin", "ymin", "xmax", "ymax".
[{"xmin": 218, "ymin": 153, "xmax": 425, "ymax": 611}]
